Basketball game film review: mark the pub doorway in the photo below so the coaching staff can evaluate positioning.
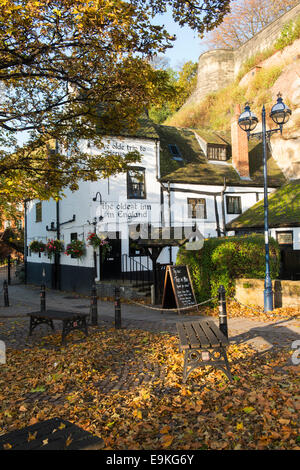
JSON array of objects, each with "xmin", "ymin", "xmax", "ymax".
[{"xmin": 100, "ymin": 232, "xmax": 122, "ymax": 280}]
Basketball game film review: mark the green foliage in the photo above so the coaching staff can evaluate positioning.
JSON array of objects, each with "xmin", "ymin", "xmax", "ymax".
[
  {"xmin": 274, "ymin": 15, "xmax": 300, "ymax": 50},
  {"xmin": 149, "ymin": 61, "xmax": 198, "ymax": 124},
  {"xmin": 29, "ymin": 240, "xmax": 46, "ymax": 253},
  {"xmin": 176, "ymin": 235, "xmax": 280, "ymax": 302}
]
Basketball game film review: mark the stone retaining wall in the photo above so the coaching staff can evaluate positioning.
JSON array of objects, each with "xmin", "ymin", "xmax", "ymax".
[{"xmin": 235, "ymin": 278, "xmax": 300, "ymax": 309}]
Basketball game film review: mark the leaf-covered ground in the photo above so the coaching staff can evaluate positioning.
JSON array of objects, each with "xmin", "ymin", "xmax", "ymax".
[
  {"xmin": 0, "ymin": 326, "xmax": 299, "ymax": 450},
  {"xmin": 191, "ymin": 301, "xmax": 300, "ymax": 322}
]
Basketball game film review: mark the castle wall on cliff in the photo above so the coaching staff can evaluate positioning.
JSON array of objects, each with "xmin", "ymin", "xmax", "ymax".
[{"xmin": 189, "ymin": 2, "xmax": 300, "ymax": 104}]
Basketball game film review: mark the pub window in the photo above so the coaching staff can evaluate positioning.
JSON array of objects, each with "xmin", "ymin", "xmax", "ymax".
[
  {"xmin": 70, "ymin": 233, "xmax": 78, "ymax": 258},
  {"xmin": 168, "ymin": 144, "xmax": 183, "ymax": 161},
  {"xmin": 276, "ymin": 231, "xmax": 293, "ymax": 246},
  {"xmin": 129, "ymin": 237, "xmax": 147, "ymax": 257},
  {"xmin": 207, "ymin": 145, "xmax": 227, "ymax": 161},
  {"xmin": 226, "ymin": 196, "xmax": 242, "ymax": 214},
  {"xmin": 187, "ymin": 198, "xmax": 207, "ymax": 219},
  {"xmin": 127, "ymin": 168, "xmax": 146, "ymax": 199},
  {"xmin": 35, "ymin": 202, "xmax": 42, "ymax": 222}
]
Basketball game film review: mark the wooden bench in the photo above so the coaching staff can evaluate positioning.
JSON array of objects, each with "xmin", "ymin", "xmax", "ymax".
[
  {"xmin": 176, "ymin": 320, "xmax": 232, "ymax": 383},
  {"xmin": 27, "ymin": 310, "xmax": 89, "ymax": 344},
  {"xmin": 0, "ymin": 418, "xmax": 104, "ymax": 450}
]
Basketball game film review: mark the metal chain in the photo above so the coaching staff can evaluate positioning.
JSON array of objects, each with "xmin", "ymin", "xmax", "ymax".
[
  {"xmin": 126, "ymin": 296, "xmax": 218, "ymax": 312},
  {"xmin": 232, "ymin": 297, "xmax": 264, "ymax": 313}
]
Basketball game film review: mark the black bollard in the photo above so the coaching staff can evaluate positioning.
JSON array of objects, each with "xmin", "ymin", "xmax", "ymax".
[
  {"xmin": 40, "ymin": 284, "xmax": 46, "ymax": 312},
  {"xmin": 3, "ymin": 280, "xmax": 9, "ymax": 307},
  {"xmin": 218, "ymin": 285, "xmax": 228, "ymax": 339},
  {"xmin": 114, "ymin": 285, "xmax": 121, "ymax": 329},
  {"xmin": 90, "ymin": 283, "xmax": 98, "ymax": 326}
]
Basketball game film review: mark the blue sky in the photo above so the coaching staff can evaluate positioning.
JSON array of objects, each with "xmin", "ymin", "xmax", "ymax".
[{"xmin": 153, "ymin": 10, "xmax": 207, "ymax": 69}]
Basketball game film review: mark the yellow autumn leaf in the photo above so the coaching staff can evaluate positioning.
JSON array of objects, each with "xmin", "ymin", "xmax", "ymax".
[
  {"xmin": 3, "ymin": 443, "xmax": 12, "ymax": 450},
  {"xmin": 65, "ymin": 435, "xmax": 73, "ymax": 447},
  {"xmin": 27, "ymin": 431, "xmax": 37, "ymax": 442},
  {"xmin": 236, "ymin": 422, "xmax": 244, "ymax": 430},
  {"xmin": 161, "ymin": 425, "xmax": 171, "ymax": 434},
  {"xmin": 161, "ymin": 434, "xmax": 173, "ymax": 448},
  {"xmin": 243, "ymin": 406, "xmax": 255, "ymax": 414}
]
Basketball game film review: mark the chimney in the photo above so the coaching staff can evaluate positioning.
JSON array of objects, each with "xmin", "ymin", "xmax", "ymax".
[{"xmin": 231, "ymin": 104, "xmax": 250, "ymax": 179}]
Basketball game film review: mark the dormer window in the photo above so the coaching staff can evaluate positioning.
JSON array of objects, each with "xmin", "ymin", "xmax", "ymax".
[
  {"xmin": 168, "ymin": 144, "xmax": 183, "ymax": 161},
  {"xmin": 207, "ymin": 144, "xmax": 228, "ymax": 161}
]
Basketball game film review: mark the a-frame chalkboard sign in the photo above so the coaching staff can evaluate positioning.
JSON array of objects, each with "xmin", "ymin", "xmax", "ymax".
[{"xmin": 161, "ymin": 265, "xmax": 198, "ymax": 313}]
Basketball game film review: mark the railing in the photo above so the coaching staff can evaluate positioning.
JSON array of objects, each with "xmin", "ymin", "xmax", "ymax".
[{"xmin": 121, "ymin": 254, "xmax": 152, "ymax": 289}]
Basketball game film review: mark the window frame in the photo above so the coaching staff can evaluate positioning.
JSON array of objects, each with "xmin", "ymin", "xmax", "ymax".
[
  {"xmin": 127, "ymin": 167, "xmax": 146, "ymax": 200},
  {"xmin": 70, "ymin": 232, "xmax": 78, "ymax": 258},
  {"xmin": 128, "ymin": 236, "xmax": 147, "ymax": 257},
  {"xmin": 207, "ymin": 144, "xmax": 228, "ymax": 161},
  {"xmin": 35, "ymin": 202, "xmax": 42, "ymax": 222},
  {"xmin": 187, "ymin": 197, "xmax": 207, "ymax": 220},
  {"xmin": 226, "ymin": 196, "xmax": 242, "ymax": 215},
  {"xmin": 168, "ymin": 144, "xmax": 183, "ymax": 161}
]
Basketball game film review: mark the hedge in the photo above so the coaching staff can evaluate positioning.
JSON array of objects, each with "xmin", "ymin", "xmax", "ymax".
[{"xmin": 176, "ymin": 234, "xmax": 280, "ymax": 302}]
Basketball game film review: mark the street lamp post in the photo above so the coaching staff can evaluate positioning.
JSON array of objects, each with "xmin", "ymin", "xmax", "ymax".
[{"xmin": 238, "ymin": 93, "xmax": 291, "ymax": 312}]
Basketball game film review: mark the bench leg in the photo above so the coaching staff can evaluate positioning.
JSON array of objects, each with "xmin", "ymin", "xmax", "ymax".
[
  {"xmin": 29, "ymin": 316, "xmax": 54, "ymax": 336},
  {"xmin": 61, "ymin": 317, "xmax": 89, "ymax": 345},
  {"xmin": 219, "ymin": 347, "xmax": 233, "ymax": 382},
  {"xmin": 182, "ymin": 347, "xmax": 232, "ymax": 383}
]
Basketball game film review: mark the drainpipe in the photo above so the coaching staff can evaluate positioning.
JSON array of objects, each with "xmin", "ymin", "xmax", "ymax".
[
  {"xmin": 168, "ymin": 181, "xmax": 172, "ymax": 264},
  {"xmin": 221, "ymin": 178, "xmax": 227, "ymax": 236},
  {"xmin": 55, "ymin": 199, "xmax": 61, "ymax": 290},
  {"xmin": 24, "ymin": 199, "xmax": 28, "ymax": 284}
]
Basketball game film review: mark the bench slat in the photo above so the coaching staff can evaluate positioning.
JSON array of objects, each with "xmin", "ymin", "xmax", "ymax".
[
  {"xmin": 191, "ymin": 322, "xmax": 211, "ymax": 348},
  {"xmin": 176, "ymin": 323, "xmax": 190, "ymax": 350},
  {"xmin": 209, "ymin": 321, "xmax": 229, "ymax": 345},
  {"xmin": 200, "ymin": 321, "xmax": 221, "ymax": 347},
  {"xmin": 184, "ymin": 322, "xmax": 201, "ymax": 349}
]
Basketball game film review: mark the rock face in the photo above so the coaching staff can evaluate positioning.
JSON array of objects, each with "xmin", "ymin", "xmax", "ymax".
[
  {"xmin": 184, "ymin": 4, "xmax": 300, "ymax": 180},
  {"xmin": 190, "ymin": 3, "xmax": 300, "ymax": 104}
]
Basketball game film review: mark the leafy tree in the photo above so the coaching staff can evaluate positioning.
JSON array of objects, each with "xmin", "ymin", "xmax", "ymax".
[
  {"xmin": 0, "ymin": 0, "xmax": 231, "ymax": 212},
  {"xmin": 204, "ymin": 0, "xmax": 299, "ymax": 49},
  {"xmin": 149, "ymin": 60, "xmax": 198, "ymax": 123}
]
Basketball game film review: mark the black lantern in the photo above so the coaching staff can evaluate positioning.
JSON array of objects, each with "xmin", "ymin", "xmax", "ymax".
[
  {"xmin": 270, "ymin": 92, "xmax": 291, "ymax": 129},
  {"xmin": 238, "ymin": 103, "xmax": 258, "ymax": 133}
]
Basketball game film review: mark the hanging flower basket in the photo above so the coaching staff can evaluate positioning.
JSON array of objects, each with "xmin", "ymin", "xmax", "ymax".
[
  {"xmin": 87, "ymin": 232, "xmax": 110, "ymax": 260},
  {"xmin": 64, "ymin": 239, "xmax": 85, "ymax": 259},
  {"xmin": 29, "ymin": 240, "xmax": 46, "ymax": 253},
  {"xmin": 46, "ymin": 239, "xmax": 64, "ymax": 259}
]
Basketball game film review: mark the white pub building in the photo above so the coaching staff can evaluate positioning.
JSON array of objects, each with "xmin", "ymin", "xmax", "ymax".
[{"xmin": 25, "ymin": 116, "xmax": 286, "ymax": 295}]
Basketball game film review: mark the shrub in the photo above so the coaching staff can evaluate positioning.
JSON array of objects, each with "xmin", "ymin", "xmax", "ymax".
[
  {"xmin": 274, "ymin": 15, "xmax": 300, "ymax": 51},
  {"xmin": 176, "ymin": 234, "xmax": 280, "ymax": 302}
]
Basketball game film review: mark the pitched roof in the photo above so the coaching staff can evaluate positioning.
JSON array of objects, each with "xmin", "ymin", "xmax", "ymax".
[
  {"xmin": 97, "ymin": 116, "xmax": 286, "ymax": 188},
  {"xmin": 226, "ymin": 180, "xmax": 300, "ymax": 229},
  {"xmin": 155, "ymin": 124, "xmax": 286, "ymax": 187}
]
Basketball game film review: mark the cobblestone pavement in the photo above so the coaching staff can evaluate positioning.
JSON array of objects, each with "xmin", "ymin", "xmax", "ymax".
[{"xmin": 0, "ymin": 284, "xmax": 299, "ymax": 395}]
